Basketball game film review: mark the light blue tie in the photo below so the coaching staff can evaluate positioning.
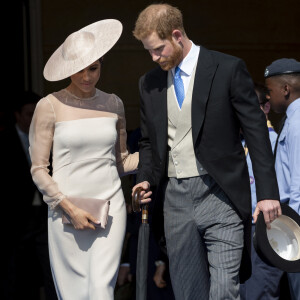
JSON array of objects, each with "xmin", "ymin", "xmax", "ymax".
[{"xmin": 174, "ymin": 66, "xmax": 185, "ymax": 109}]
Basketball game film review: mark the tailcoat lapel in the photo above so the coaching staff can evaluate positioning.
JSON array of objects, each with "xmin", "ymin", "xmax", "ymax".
[
  {"xmin": 151, "ymin": 69, "xmax": 168, "ymax": 161},
  {"xmin": 192, "ymin": 47, "xmax": 219, "ymax": 145}
]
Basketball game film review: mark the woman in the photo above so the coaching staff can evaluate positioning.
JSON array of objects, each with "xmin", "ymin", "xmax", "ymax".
[{"xmin": 29, "ymin": 19, "xmax": 139, "ymax": 299}]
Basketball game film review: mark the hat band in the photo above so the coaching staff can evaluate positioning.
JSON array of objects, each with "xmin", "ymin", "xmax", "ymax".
[{"xmin": 265, "ymin": 70, "xmax": 300, "ymax": 78}]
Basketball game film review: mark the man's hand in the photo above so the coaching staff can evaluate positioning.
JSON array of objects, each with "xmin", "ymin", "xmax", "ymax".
[
  {"xmin": 132, "ymin": 181, "xmax": 152, "ymax": 205},
  {"xmin": 253, "ymin": 199, "xmax": 282, "ymax": 229},
  {"xmin": 116, "ymin": 265, "xmax": 131, "ymax": 287},
  {"xmin": 153, "ymin": 263, "xmax": 167, "ymax": 288}
]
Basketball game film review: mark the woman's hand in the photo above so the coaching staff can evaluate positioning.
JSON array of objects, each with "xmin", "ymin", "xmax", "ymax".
[
  {"xmin": 59, "ymin": 198, "xmax": 100, "ymax": 230},
  {"xmin": 69, "ymin": 206, "xmax": 100, "ymax": 230}
]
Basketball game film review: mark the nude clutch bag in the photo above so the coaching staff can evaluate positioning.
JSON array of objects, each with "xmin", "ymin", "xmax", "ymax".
[{"xmin": 62, "ymin": 197, "xmax": 110, "ymax": 229}]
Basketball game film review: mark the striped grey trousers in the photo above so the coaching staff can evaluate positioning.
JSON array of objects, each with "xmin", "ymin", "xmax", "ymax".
[{"xmin": 164, "ymin": 175, "xmax": 244, "ymax": 300}]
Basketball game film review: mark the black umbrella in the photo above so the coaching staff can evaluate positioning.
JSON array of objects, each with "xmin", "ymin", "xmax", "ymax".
[{"xmin": 132, "ymin": 187, "xmax": 149, "ymax": 300}]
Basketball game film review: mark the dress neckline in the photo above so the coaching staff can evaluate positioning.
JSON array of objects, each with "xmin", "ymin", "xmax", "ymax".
[{"xmin": 63, "ymin": 88, "xmax": 99, "ymax": 101}]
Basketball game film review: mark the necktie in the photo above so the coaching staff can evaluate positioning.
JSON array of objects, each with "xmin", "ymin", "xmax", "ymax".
[
  {"xmin": 274, "ymin": 114, "xmax": 287, "ymax": 158},
  {"xmin": 174, "ymin": 66, "xmax": 185, "ymax": 108}
]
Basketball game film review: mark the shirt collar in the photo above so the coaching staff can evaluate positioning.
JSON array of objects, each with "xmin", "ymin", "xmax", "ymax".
[
  {"xmin": 286, "ymin": 98, "xmax": 300, "ymax": 119},
  {"xmin": 172, "ymin": 41, "xmax": 200, "ymax": 77}
]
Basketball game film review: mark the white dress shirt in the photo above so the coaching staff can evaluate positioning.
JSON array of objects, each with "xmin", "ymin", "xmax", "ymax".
[{"xmin": 275, "ymin": 98, "xmax": 300, "ymax": 214}]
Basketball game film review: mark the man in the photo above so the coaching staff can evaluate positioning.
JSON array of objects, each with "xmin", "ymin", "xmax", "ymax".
[
  {"xmin": 264, "ymin": 58, "xmax": 300, "ymax": 300},
  {"xmin": 240, "ymin": 82, "xmax": 284, "ymax": 300},
  {"xmin": 0, "ymin": 91, "xmax": 57, "ymax": 300},
  {"xmin": 132, "ymin": 4, "xmax": 281, "ymax": 299}
]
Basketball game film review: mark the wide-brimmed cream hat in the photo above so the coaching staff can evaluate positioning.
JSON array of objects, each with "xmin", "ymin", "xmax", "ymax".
[{"xmin": 43, "ymin": 19, "xmax": 122, "ymax": 81}]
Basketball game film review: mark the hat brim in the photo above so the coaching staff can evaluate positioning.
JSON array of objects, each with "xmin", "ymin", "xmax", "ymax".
[
  {"xmin": 43, "ymin": 19, "xmax": 122, "ymax": 81},
  {"xmin": 253, "ymin": 203, "xmax": 300, "ymax": 272}
]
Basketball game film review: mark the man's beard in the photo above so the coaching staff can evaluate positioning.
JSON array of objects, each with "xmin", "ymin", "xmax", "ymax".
[{"xmin": 158, "ymin": 42, "xmax": 183, "ymax": 71}]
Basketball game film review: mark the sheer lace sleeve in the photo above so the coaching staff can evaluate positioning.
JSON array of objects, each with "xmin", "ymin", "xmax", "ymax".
[
  {"xmin": 115, "ymin": 95, "xmax": 139, "ymax": 175},
  {"xmin": 29, "ymin": 95, "xmax": 66, "ymax": 208}
]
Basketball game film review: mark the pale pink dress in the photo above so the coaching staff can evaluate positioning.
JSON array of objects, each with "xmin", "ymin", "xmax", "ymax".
[{"xmin": 29, "ymin": 88, "xmax": 138, "ymax": 300}]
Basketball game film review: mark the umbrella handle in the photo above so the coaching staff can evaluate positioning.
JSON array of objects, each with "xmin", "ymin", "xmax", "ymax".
[
  {"xmin": 132, "ymin": 187, "xmax": 143, "ymax": 213},
  {"xmin": 141, "ymin": 204, "xmax": 149, "ymax": 224},
  {"xmin": 132, "ymin": 187, "xmax": 149, "ymax": 223}
]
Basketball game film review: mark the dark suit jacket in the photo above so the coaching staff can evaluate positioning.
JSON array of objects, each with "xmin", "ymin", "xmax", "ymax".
[
  {"xmin": 0, "ymin": 124, "xmax": 57, "ymax": 300},
  {"xmin": 0, "ymin": 125, "xmax": 48, "ymax": 244},
  {"xmin": 136, "ymin": 46, "xmax": 280, "ymax": 282}
]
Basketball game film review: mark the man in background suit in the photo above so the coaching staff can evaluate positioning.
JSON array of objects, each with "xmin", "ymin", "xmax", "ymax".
[
  {"xmin": 132, "ymin": 3, "xmax": 281, "ymax": 299},
  {"xmin": 1, "ymin": 91, "xmax": 57, "ymax": 300}
]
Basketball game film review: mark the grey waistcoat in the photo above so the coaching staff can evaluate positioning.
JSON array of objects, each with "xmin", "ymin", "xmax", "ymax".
[{"xmin": 167, "ymin": 66, "xmax": 207, "ymax": 178}]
